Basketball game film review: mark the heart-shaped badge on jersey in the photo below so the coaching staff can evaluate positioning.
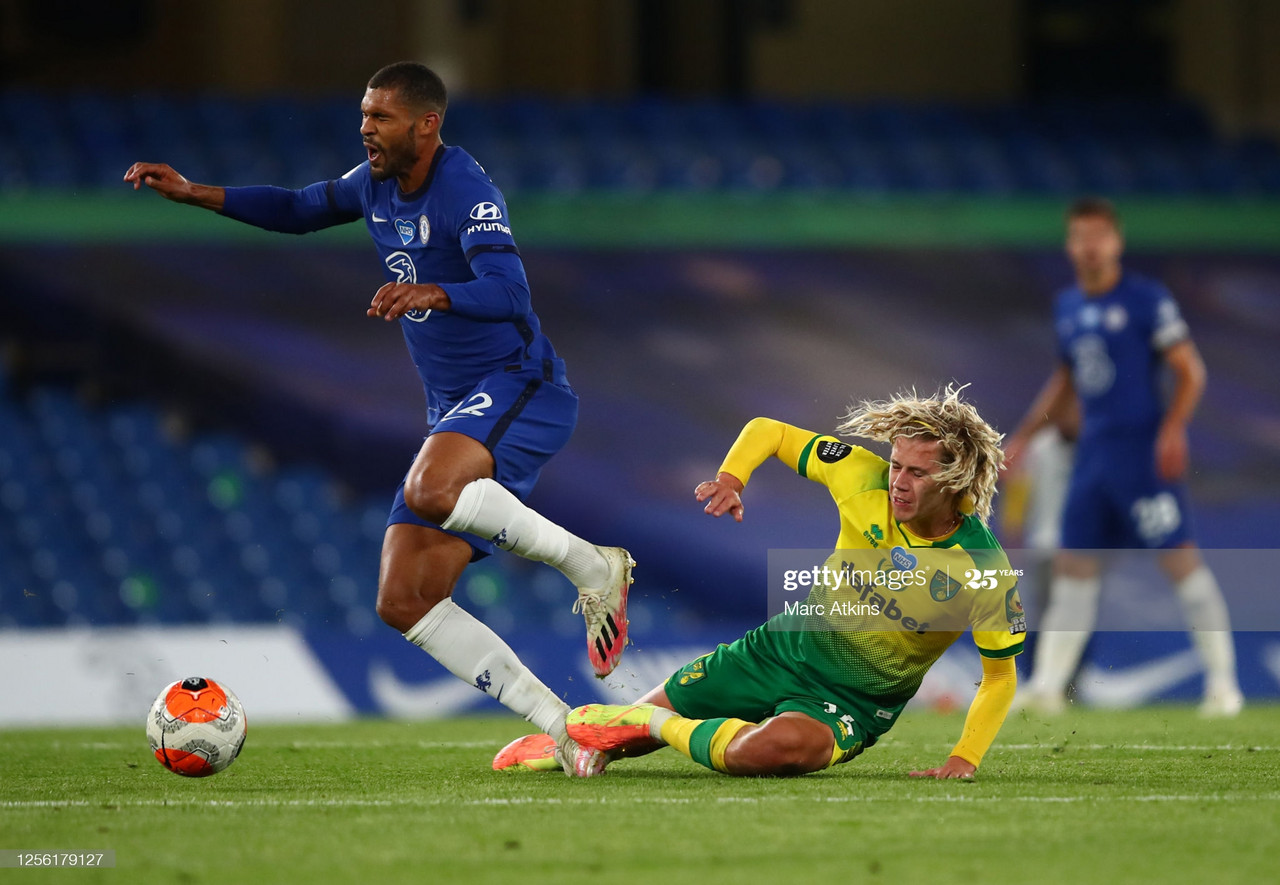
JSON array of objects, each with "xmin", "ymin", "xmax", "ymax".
[
  {"xmin": 395, "ymin": 218, "xmax": 416, "ymax": 245},
  {"xmin": 890, "ymin": 546, "xmax": 918, "ymax": 571}
]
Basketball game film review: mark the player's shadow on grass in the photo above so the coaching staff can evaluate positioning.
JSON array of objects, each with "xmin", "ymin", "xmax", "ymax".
[
  {"xmin": 588, "ymin": 766, "xmax": 730, "ymax": 782},
  {"xmin": 590, "ymin": 764, "xmax": 942, "ymax": 782}
]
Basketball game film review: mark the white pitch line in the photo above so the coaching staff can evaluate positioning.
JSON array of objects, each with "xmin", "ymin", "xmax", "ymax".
[
  {"xmin": 53, "ymin": 740, "xmax": 505, "ymax": 751},
  {"xmin": 996, "ymin": 744, "xmax": 1276, "ymax": 752},
  {"xmin": 4, "ymin": 793, "xmax": 1279, "ymax": 811},
  {"xmin": 67, "ymin": 740, "xmax": 1276, "ymax": 753},
  {"xmin": 282, "ymin": 742, "xmax": 501, "ymax": 747}
]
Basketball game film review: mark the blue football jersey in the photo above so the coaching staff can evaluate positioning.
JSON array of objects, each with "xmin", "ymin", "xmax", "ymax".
[
  {"xmin": 1053, "ymin": 272, "xmax": 1189, "ymax": 442},
  {"xmin": 222, "ymin": 144, "xmax": 564, "ymax": 424}
]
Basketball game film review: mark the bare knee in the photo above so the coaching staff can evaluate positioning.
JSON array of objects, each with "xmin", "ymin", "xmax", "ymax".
[
  {"xmin": 375, "ymin": 579, "xmax": 450, "ymax": 633},
  {"xmin": 402, "ymin": 473, "xmax": 464, "ymax": 526},
  {"xmin": 1055, "ymin": 550, "xmax": 1101, "ymax": 580},
  {"xmin": 403, "ymin": 432, "xmax": 495, "ymax": 525},
  {"xmin": 723, "ymin": 717, "xmax": 833, "ymax": 776},
  {"xmin": 1159, "ymin": 544, "xmax": 1202, "ymax": 582}
]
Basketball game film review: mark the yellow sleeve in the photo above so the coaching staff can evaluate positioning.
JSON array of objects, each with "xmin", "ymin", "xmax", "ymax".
[
  {"xmin": 949, "ymin": 655, "xmax": 1017, "ymax": 768},
  {"xmin": 717, "ymin": 417, "xmax": 818, "ymax": 486},
  {"xmin": 968, "ymin": 549, "xmax": 1027, "ymax": 655}
]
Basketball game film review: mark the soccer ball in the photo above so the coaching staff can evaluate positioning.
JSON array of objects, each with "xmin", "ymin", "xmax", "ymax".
[{"xmin": 146, "ymin": 677, "xmax": 247, "ymax": 777}]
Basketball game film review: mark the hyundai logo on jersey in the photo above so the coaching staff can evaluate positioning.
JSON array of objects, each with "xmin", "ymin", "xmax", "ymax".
[{"xmin": 470, "ymin": 201, "xmax": 502, "ymax": 221}]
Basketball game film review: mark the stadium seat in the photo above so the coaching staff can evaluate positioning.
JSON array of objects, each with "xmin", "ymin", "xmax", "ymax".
[
  {"xmin": 0, "ymin": 387, "xmax": 368, "ymax": 629},
  {"xmin": 3, "ymin": 89, "xmax": 1274, "ymax": 196}
]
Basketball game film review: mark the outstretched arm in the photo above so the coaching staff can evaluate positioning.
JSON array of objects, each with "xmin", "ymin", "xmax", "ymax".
[
  {"xmin": 909, "ymin": 655, "xmax": 1017, "ymax": 780},
  {"xmin": 694, "ymin": 418, "xmax": 817, "ymax": 522},
  {"xmin": 123, "ymin": 162, "xmax": 225, "ymax": 211},
  {"xmin": 125, "ymin": 162, "xmax": 359, "ymax": 234}
]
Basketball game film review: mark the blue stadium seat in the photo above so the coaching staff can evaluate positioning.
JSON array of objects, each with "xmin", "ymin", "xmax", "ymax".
[
  {"xmin": 951, "ymin": 135, "xmax": 1018, "ymax": 195},
  {"xmin": 1, "ymin": 89, "xmax": 1277, "ymax": 196},
  {"xmin": 584, "ymin": 141, "xmax": 660, "ymax": 191},
  {"xmin": 831, "ymin": 138, "xmax": 894, "ymax": 193},
  {"xmin": 1131, "ymin": 144, "xmax": 1197, "ymax": 195},
  {"xmin": 1236, "ymin": 135, "xmax": 1280, "ymax": 193},
  {"xmin": 773, "ymin": 144, "xmax": 846, "ymax": 190}
]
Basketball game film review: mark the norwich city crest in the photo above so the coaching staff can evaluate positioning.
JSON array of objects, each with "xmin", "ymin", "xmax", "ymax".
[
  {"xmin": 677, "ymin": 657, "xmax": 708, "ymax": 686},
  {"xmin": 929, "ymin": 569, "xmax": 962, "ymax": 602}
]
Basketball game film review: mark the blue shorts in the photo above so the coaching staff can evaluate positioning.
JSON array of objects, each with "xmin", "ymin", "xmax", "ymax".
[
  {"xmin": 1060, "ymin": 435, "xmax": 1194, "ymax": 550},
  {"xmin": 387, "ymin": 364, "xmax": 578, "ymax": 559}
]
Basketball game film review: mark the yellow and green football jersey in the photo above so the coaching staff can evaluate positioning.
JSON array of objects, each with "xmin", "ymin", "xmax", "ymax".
[{"xmin": 721, "ymin": 418, "xmax": 1024, "ymax": 731}]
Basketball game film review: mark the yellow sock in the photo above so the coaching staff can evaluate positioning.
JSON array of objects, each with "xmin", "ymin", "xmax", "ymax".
[
  {"xmin": 706, "ymin": 718, "xmax": 752, "ymax": 772},
  {"xmin": 660, "ymin": 715, "xmax": 753, "ymax": 772},
  {"xmin": 658, "ymin": 715, "xmax": 700, "ymax": 756}
]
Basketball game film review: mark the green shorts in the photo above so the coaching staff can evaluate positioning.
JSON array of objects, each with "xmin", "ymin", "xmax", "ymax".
[{"xmin": 664, "ymin": 620, "xmax": 879, "ymax": 766}]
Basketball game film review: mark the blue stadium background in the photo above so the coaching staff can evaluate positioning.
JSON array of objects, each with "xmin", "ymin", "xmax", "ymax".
[{"xmin": 3, "ymin": 3, "xmax": 1280, "ymax": 718}]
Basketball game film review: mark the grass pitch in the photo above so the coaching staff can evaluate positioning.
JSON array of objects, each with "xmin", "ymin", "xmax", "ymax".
[{"xmin": 3, "ymin": 705, "xmax": 1278, "ymax": 884}]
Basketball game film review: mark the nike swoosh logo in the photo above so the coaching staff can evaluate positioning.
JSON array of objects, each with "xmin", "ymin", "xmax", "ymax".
[
  {"xmin": 1263, "ymin": 642, "xmax": 1280, "ymax": 688},
  {"xmin": 1075, "ymin": 649, "xmax": 1203, "ymax": 707},
  {"xmin": 367, "ymin": 660, "xmax": 485, "ymax": 716},
  {"xmin": 371, "ymin": 213, "xmax": 387, "ymax": 222}
]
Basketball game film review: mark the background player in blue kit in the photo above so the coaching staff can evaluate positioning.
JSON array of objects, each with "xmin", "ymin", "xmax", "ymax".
[
  {"xmin": 1005, "ymin": 197, "xmax": 1243, "ymax": 717},
  {"xmin": 124, "ymin": 62, "xmax": 633, "ymax": 774}
]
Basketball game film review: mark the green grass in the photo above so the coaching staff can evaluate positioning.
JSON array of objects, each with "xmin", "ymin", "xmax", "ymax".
[{"xmin": 3, "ymin": 706, "xmax": 1278, "ymax": 884}]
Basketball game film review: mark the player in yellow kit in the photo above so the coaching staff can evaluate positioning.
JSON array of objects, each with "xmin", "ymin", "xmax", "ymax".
[{"xmin": 496, "ymin": 386, "xmax": 1023, "ymax": 778}]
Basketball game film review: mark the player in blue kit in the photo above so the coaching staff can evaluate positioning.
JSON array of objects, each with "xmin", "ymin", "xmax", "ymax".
[
  {"xmin": 1005, "ymin": 197, "xmax": 1242, "ymax": 716},
  {"xmin": 124, "ymin": 62, "xmax": 633, "ymax": 773}
]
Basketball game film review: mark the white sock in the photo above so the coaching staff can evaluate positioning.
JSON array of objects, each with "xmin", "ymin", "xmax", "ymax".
[
  {"xmin": 442, "ymin": 478, "xmax": 608, "ymax": 588},
  {"xmin": 1175, "ymin": 566, "xmax": 1240, "ymax": 692},
  {"xmin": 1029, "ymin": 575, "xmax": 1101, "ymax": 698},
  {"xmin": 403, "ymin": 598, "xmax": 568, "ymax": 738},
  {"xmin": 647, "ymin": 706, "xmax": 676, "ymax": 741}
]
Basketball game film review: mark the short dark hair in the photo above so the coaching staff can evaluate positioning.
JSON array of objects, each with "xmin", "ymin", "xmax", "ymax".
[
  {"xmin": 368, "ymin": 62, "xmax": 448, "ymax": 117},
  {"xmin": 1066, "ymin": 196, "xmax": 1120, "ymax": 228}
]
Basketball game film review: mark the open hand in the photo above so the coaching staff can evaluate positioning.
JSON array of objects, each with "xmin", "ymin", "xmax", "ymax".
[
  {"xmin": 908, "ymin": 755, "xmax": 976, "ymax": 780},
  {"xmin": 695, "ymin": 474, "xmax": 745, "ymax": 522}
]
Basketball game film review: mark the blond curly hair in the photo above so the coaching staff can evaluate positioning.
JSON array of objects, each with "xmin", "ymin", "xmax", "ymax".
[{"xmin": 835, "ymin": 384, "xmax": 1004, "ymax": 524}]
